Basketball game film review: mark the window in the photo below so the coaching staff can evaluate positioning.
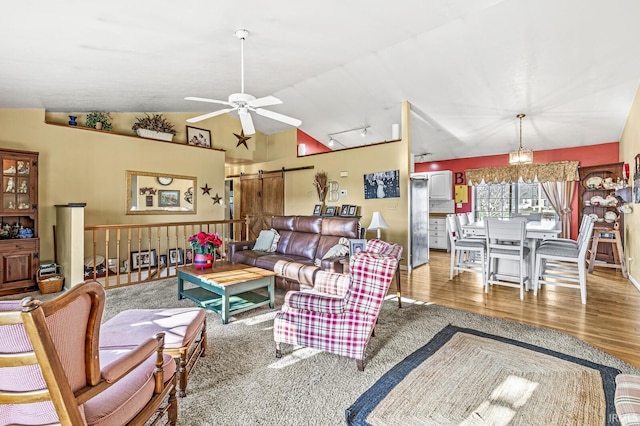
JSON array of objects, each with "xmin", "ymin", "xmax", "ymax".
[{"xmin": 472, "ymin": 182, "xmax": 556, "ymax": 221}]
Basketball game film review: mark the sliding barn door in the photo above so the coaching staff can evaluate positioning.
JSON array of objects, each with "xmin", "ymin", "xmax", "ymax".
[{"xmin": 239, "ymin": 171, "xmax": 284, "ymax": 240}]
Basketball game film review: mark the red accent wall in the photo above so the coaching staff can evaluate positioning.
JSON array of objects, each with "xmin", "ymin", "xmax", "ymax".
[
  {"xmin": 297, "ymin": 129, "xmax": 332, "ymax": 155},
  {"xmin": 415, "ymin": 142, "xmax": 620, "ymax": 238}
]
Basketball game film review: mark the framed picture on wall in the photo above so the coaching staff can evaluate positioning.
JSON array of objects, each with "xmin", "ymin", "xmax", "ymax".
[
  {"xmin": 158, "ymin": 190, "xmax": 180, "ymax": 207},
  {"xmin": 186, "ymin": 126, "xmax": 212, "ymax": 148}
]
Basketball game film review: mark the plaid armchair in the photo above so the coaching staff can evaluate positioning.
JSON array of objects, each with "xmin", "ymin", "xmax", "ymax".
[
  {"xmin": 273, "ymin": 252, "xmax": 398, "ymax": 371},
  {"xmin": 366, "ymin": 239, "xmax": 403, "ymax": 307}
]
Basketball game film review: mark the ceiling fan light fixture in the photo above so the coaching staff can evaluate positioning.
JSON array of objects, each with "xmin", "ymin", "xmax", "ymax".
[{"xmin": 509, "ymin": 113, "xmax": 533, "ymax": 165}]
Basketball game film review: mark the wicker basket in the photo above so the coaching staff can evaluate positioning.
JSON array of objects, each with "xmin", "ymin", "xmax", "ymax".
[{"xmin": 37, "ymin": 266, "xmax": 64, "ymax": 294}]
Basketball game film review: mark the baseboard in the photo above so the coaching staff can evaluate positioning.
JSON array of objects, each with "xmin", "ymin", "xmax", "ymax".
[{"xmin": 629, "ymin": 273, "xmax": 640, "ymax": 292}]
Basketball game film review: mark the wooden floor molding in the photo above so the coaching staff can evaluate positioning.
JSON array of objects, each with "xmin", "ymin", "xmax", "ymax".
[{"xmin": 400, "ymin": 250, "xmax": 640, "ymax": 368}]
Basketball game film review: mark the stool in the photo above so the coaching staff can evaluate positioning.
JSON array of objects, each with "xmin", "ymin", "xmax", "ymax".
[
  {"xmin": 100, "ymin": 307, "xmax": 206, "ymax": 397},
  {"xmin": 587, "ymin": 227, "xmax": 628, "ymax": 278}
]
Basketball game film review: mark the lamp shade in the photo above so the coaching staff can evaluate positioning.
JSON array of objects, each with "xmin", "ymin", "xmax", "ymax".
[{"xmin": 368, "ymin": 212, "xmax": 389, "ymax": 239}]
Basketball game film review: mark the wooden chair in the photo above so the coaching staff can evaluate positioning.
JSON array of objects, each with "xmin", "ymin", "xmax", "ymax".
[
  {"xmin": 485, "ymin": 217, "xmax": 530, "ymax": 299},
  {"xmin": 446, "ymin": 214, "xmax": 486, "ymax": 285},
  {"xmin": 533, "ymin": 215, "xmax": 595, "ymax": 304},
  {"xmin": 0, "ymin": 282, "xmax": 178, "ymax": 425}
]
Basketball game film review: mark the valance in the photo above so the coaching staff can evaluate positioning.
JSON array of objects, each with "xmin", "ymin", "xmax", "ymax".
[{"xmin": 465, "ymin": 161, "xmax": 579, "ymax": 185}]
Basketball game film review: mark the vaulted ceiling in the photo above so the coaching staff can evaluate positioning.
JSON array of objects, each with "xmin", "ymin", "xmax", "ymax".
[{"xmin": 2, "ymin": 0, "xmax": 640, "ymax": 161}]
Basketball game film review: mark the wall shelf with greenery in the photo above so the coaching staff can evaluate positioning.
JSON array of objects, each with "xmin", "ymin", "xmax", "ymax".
[{"xmin": 43, "ymin": 121, "xmax": 225, "ymax": 152}]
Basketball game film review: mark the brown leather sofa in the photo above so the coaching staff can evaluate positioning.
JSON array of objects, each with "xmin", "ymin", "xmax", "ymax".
[{"xmin": 228, "ymin": 215, "xmax": 360, "ymax": 291}]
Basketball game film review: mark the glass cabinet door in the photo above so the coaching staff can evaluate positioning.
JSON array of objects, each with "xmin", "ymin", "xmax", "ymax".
[{"xmin": 2, "ymin": 157, "xmax": 32, "ymax": 211}]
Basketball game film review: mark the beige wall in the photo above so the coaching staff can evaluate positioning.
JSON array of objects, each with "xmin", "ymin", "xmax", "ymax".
[
  {"xmin": 0, "ymin": 109, "xmax": 228, "ymax": 261},
  {"xmin": 227, "ymin": 102, "xmax": 412, "ymax": 263},
  {"xmin": 619, "ymin": 84, "xmax": 640, "ymax": 286}
]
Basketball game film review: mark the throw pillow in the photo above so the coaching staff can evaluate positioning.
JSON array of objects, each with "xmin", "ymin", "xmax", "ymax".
[
  {"xmin": 322, "ymin": 243, "xmax": 350, "ymax": 259},
  {"xmin": 267, "ymin": 229, "xmax": 280, "ymax": 252},
  {"xmin": 253, "ymin": 230, "xmax": 275, "ymax": 251}
]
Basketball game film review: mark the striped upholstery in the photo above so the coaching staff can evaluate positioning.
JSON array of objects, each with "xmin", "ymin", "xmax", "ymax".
[
  {"xmin": 616, "ymin": 374, "xmax": 640, "ymax": 425},
  {"xmin": 273, "ymin": 252, "xmax": 398, "ymax": 367}
]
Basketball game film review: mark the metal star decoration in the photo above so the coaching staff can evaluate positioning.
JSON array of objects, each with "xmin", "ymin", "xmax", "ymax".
[
  {"xmin": 234, "ymin": 130, "xmax": 252, "ymax": 149},
  {"xmin": 211, "ymin": 193, "xmax": 222, "ymax": 204},
  {"xmin": 201, "ymin": 184, "xmax": 211, "ymax": 195}
]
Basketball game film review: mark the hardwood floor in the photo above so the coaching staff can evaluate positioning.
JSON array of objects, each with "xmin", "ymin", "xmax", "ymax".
[{"xmin": 398, "ymin": 250, "xmax": 640, "ymax": 368}]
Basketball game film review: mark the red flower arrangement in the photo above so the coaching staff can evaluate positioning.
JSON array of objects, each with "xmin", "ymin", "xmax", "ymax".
[{"xmin": 188, "ymin": 231, "xmax": 222, "ymax": 255}]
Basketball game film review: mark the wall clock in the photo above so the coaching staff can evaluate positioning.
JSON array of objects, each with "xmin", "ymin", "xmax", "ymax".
[{"xmin": 157, "ymin": 177, "xmax": 173, "ymax": 186}]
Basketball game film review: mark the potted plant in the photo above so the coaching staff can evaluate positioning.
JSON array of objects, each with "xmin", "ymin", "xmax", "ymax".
[
  {"xmin": 132, "ymin": 113, "xmax": 177, "ymax": 141},
  {"xmin": 85, "ymin": 112, "xmax": 113, "ymax": 131},
  {"xmin": 188, "ymin": 231, "xmax": 223, "ymax": 269}
]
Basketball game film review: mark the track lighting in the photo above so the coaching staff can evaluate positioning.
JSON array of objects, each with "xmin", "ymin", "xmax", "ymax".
[{"xmin": 328, "ymin": 125, "xmax": 370, "ymax": 147}]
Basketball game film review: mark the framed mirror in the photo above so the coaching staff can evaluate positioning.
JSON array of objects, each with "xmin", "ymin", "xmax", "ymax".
[{"xmin": 126, "ymin": 170, "xmax": 197, "ymax": 215}]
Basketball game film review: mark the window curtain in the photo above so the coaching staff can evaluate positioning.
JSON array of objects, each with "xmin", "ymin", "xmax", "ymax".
[
  {"xmin": 465, "ymin": 161, "xmax": 579, "ymax": 238},
  {"xmin": 465, "ymin": 161, "xmax": 579, "ymax": 185},
  {"xmin": 541, "ymin": 181, "xmax": 576, "ymax": 239}
]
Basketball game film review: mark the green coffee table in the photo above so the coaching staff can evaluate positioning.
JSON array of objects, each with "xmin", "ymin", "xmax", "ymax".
[{"xmin": 178, "ymin": 263, "xmax": 276, "ymax": 324}]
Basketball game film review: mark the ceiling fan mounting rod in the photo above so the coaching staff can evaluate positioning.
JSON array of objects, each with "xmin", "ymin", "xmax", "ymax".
[{"xmin": 236, "ymin": 29, "xmax": 249, "ymax": 95}]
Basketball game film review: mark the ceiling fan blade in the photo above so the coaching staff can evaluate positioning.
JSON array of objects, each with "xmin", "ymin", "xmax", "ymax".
[
  {"xmin": 247, "ymin": 95, "xmax": 282, "ymax": 108},
  {"xmin": 254, "ymin": 108, "xmax": 302, "ymax": 127},
  {"xmin": 238, "ymin": 109, "xmax": 255, "ymax": 135},
  {"xmin": 185, "ymin": 96, "xmax": 233, "ymax": 106},
  {"xmin": 187, "ymin": 108, "xmax": 235, "ymax": 123}
]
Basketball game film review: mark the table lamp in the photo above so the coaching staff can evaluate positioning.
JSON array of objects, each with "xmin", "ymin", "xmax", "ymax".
[{"xmin": 368, "ymin": 211, "xmax": 389, "ymax": 239}]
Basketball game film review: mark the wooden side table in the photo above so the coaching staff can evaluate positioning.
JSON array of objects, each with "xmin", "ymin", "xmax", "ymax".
[{"xmin": 587, "ymin": 227, "xmax": 628, "ymax": 278}]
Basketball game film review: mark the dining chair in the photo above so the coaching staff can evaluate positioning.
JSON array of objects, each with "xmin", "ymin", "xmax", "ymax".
[
  {"xmin": 446, "ymin": 214, "xmax": 486, "ymax": 285},
  {"xmin": 539, "ymin": 214, "xmax": 591, "ymax": 250},
  {"xmin": 485, "ymin": 217, "xmax": 530, "ymax": 299},
  {"xmin": 533, "ymin": 215, "xmax": 595, "ymax": 304}
]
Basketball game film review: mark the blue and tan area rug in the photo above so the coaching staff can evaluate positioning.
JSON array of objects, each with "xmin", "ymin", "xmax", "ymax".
[{"xmin": 346, "ymin": 325, "xmax": 620, "ymax": 426}]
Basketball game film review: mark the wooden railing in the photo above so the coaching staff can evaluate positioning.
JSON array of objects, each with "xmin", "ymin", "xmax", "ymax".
[{"xmin": 84, "ymin": 219, "xmax": 248, "ymax": 289}]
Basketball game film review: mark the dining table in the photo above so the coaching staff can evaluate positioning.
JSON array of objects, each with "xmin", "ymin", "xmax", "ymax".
[{"xmin": 462, "ymin": 219, "xmax": 562, "ymax": 290}]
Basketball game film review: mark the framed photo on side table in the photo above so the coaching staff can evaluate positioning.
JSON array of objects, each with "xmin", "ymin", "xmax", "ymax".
[
  {"xmin": 186, "ymin": 126, "xmax": 212, "ymax": 148},
  {"xmin": 130, "ymin": 249, "xmax": 157, "ymax": 269},
  {"xmin": 349, "ymin": 239, "xmax": 366, "ymax": 257},
  {"xmin": 185, "ymin": 248, "xmax": 193, "ymax": 264}
]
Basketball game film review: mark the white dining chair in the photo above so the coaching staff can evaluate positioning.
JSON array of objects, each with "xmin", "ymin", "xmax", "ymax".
[
  {"xmin": 446, "ymin": 214, "xmax": 486, "ymax": 285},
  {"xmin": 533, "ymin": 215, "xmax": 595, "ymax": 304},
  {"xmin": 485, "ymin": 217, "xmax": 530, "ymax": 299},
  {"xmin": 538, "ymin": 214, "xmax": 591, "ymax": 250}
]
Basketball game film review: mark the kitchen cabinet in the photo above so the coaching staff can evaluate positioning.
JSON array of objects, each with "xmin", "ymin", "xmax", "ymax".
[
  {"xmin": 429, "ymin": 217, "xmax": 449, "ymax": 250},
  {"xmin": 428, "ymin": 171, "xmax": 453, "ymax": 199},
  {"xmin": 0, "ymin": 148, "xmax": 39, "ymax": 296}
]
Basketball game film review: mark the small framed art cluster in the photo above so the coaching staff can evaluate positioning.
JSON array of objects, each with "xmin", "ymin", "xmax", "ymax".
[{"xmin": 312, "ymin": 204, "xmax": 359, "ymax": 217}]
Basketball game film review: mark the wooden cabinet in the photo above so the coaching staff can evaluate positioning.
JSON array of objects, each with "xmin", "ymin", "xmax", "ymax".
[
  {"xmin": 578, "ymin": 162, "xmax": 625, "ymax": 264},
  {"xmin": 0, "ymin": 148, "xmax": 39, "ymax": 296},
  {"xmin": 428, "ymin": 171, "xmax": 453, "ymax": 199}
]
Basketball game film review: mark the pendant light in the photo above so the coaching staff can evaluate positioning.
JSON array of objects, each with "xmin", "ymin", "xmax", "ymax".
[{"xmin": 509, "ymin": 113, "xmax": 533, "ymax": 165}]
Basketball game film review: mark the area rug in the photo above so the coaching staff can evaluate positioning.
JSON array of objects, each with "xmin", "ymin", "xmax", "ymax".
[
  {"xmin": 2, "ymin": 280, "xmax": 638, "ymax": 425},
  {"xmin": 346, "ymin": 325, "xmax": 620, "ymax": 425}
]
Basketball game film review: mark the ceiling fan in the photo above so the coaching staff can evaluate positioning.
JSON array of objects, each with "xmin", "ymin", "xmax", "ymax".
[{"xmin": 185, "ymin": 29, "xmax": 302, "ymax": 135}]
